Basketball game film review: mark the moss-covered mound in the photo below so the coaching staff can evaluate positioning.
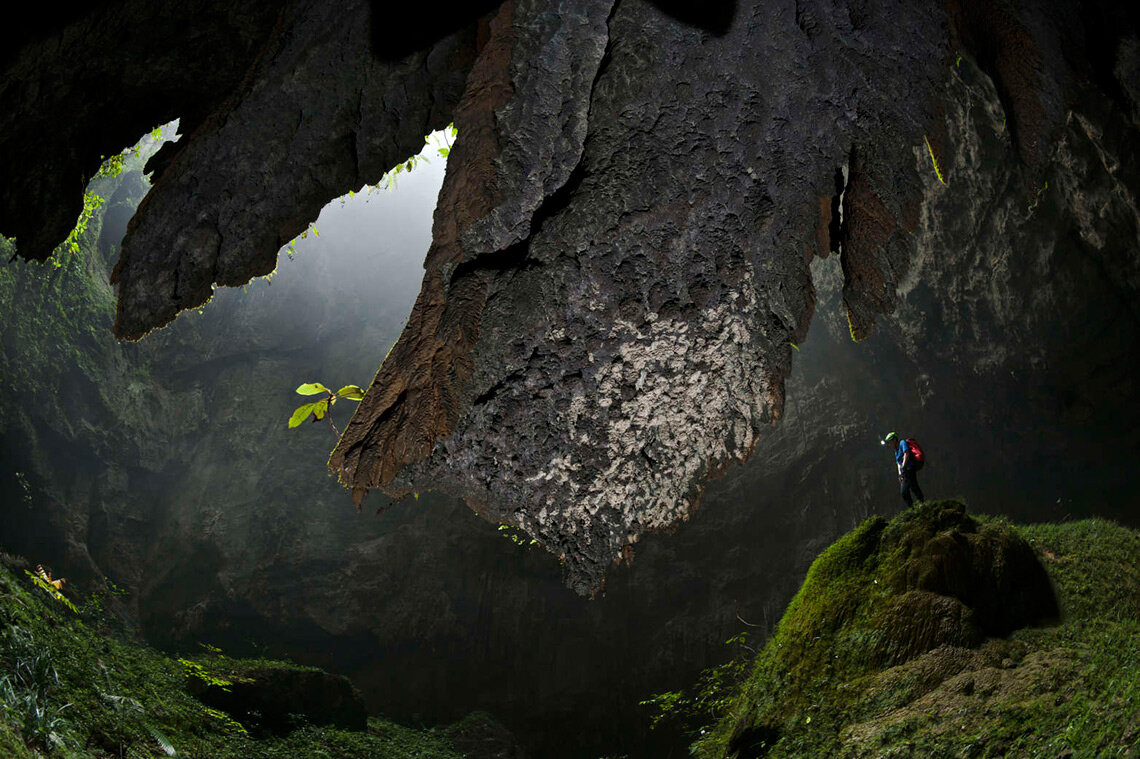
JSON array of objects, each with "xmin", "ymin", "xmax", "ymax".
[
  {"xmin": 697, "ymin": 501, "xmax": 1140, "ymax": 758},
  {"xmin": 185, "ymin": 656, "xmax": 368, "ymax": 734},
  {"xmin": 0, "ymin": 555, "xmax": 489, "ymax": 758}
]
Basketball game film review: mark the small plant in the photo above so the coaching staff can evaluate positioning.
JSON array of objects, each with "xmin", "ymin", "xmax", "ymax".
[
  {"xmin": 282, "ymin": 223, "xmax": 319, "ymax": 260},
  {"xmin": 1026, "ymin": 180, "xmax": 1050, "ymax": 214},
  {"xmin": 177, "ymin": 645, "xmax": 253, "ymax": 693},
  {"xmin": 287, "ymin": 382, "xmax": 366, "ymax": 435},
  {"xmin": 56, "ymin": 192, "xmax": 105, "ymax": 261},
  {"xmin": 93, "ymin": 124, "xmax": 167, "ymax": 182},
  {"xmin": 202, "ymin": 706, "xmax": 250, "ymax": 737},
  {"xmin": 923, "ymin": 135, "xmax": 948, "ymax": 186},
  {"xmin": 639, "ymin": 632, "xmax": 755, "ymax": 737},
  {"xmin": 47, "ymin": 123, "xmax": 170, "ymax": 267},
  {"xmin": 177, "ymin": 658, "xmax": 238, "ymax": 691},
  {"xmin": 96, "ymin": 690, "xmax": 178, "ymax": 756},
  {"xmin": 25, "ymin": 565, "xmax": 78, "ymax": 614},
  {"xmin": 497, "ymin": 524, "xmax": 540, "ymax": 547}
]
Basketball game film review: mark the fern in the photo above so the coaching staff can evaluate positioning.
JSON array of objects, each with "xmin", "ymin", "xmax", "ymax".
[{"xmin": 147, "ymin": 723, "xmax": 177, "ymax": 756}]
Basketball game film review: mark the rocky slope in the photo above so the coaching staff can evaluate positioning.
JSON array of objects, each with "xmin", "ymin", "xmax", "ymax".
[{"xmin": 0, "ymin": 554, "xmax": 524, "ymax": 759}]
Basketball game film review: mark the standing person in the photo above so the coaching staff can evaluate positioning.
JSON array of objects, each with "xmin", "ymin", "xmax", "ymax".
[{"xmin": 883, "ymin": 432, "xmax": 925, "ymax": 506}]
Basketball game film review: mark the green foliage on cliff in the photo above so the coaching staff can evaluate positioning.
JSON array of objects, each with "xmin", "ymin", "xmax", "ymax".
[
  {"xmin": 639, "ymin": 632, "xmax": 754, "ymax": 736},
  {"xmin": 378, "ymin": 125, "xmax": 456, "ymax": 191},
  {"xmin": 694, "ymin": 502, "xmax": 1140, "ymax": 758},
  {"xmin": 46, "ymin": 123, "xmax": 171, "ymax": 267},
  {"xmin": 0, "ymin": 557, "xmax": 469, "ymax": 758},
  {"xmin": 0, "ymin": 211, "xmax": 116, "ymax": 385}
]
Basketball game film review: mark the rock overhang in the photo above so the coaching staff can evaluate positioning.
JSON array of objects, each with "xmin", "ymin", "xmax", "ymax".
[{"xmin": 4, "ymin": 0, "xmax": 1138, "ymax": 594}]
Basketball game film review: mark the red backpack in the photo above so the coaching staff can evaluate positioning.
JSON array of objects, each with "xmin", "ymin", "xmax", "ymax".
[{"xmin": 906, "ymin": 439, "xmax": 925, "ymax": 463}]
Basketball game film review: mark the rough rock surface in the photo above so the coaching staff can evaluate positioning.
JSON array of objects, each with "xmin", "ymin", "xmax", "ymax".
[
  {"xmin": 110, "ymin": 0, "xmax": 477, "ymax": 339},
  {"xmin": 335, "ymin": 0, "xmax": 952, "ymax": 593},
  {"xmin": 3, "ymin": 41, "xmax": 1140, "ymax": 751},
  {"xmin": 0, "ymin": 0, "xmax": 286, "ymax": 261},
  {"xmin": 6, "ymin": 0, "xmax": 1138, "ymax": 593},
  {"xmin": 334, "ymin": 0, "xmax": 1139, "ymax": 592}
]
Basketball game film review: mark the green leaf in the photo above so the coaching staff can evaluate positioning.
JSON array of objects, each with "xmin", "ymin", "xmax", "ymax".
[
  {"xmin": 311, "ymin": 398, "xmax": 330, "ymax": 420},
  {"xmin": 147, "ymin": 724, "xmax": 177, "ymax": 756},
  {"xmin": 438, "ymin": 147, "xmax": 449, "ymax": 158},
  {"xmin": 295, "ymin": 382, "xmax": 329, "ymax": 395},
  {"xmin": 337, "ymin": 385, "xmax": 366, "ymax": 400},
  {"xmin": 288, "ymin": 403, "xmax": 317, "ymax": 428}
]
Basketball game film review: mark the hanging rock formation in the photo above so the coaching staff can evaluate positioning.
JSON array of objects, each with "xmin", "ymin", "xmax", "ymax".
[{"xmin": 3, "ymin": 0, "xmax": 1139, "ymax": 593}]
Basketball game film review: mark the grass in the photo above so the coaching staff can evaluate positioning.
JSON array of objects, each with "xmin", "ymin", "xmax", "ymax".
[
  {"xmin": 0, "ymin": 557, "xmax": 469, "ymax": 758},
  {"xmin": 695, "ymin": 501, "xmax": 1140, "ymax": 758}
]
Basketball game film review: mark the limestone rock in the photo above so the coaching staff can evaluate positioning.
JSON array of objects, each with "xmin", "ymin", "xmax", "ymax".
[{"xmin": 5, "ymin": 0, "xmax": 1139, "ymax": 596}]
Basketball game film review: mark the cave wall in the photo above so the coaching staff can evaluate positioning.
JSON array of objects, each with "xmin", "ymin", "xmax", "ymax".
[
  {"xmin": 3, "ymin": 0, "xmax": 1140, "ymax": 757},
  {"xmin": 2, "ymin": 42, "xmax": 1139, "ymax": 752},
  {"xmin": 0, "ymin": 0, "xmax": 288, "ymax": 261},
  {"xmin": 5, "ymin": 0, "xmax": 1138, "ymax": 593},
  {"xmin": 325, "ymin": 0, "xmax": 1139, "ymax": 592}
]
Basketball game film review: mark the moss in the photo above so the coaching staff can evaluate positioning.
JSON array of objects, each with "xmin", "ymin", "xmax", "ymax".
[
  {"xmin": 1017, "ymin": 519, "xmax": 1140, "ymax": 623},
  {"xmin": 0, "ymin": 557, "xmax": 466, "ymax": 758},
  {"xmin": 697, "ymin": 502, "xmax": 1140, "ymax": 759}
]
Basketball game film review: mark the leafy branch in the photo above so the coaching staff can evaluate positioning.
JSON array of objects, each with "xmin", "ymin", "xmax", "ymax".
[
  {"xmin": 380, "ymin": 124, "xmax": 456, "ymax": 191},
  {"xmin": 639, "ymin": 632, "xmax": 755, "ymax": 736},
  {"xmin": 287, "ymin": 382, "xmax": 366, "ymax": 436}
]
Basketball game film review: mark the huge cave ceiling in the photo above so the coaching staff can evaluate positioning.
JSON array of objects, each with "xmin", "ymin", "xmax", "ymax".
[{"xmin": 3, "ymin": 0, "xmax": 1138, "ymax": 593}]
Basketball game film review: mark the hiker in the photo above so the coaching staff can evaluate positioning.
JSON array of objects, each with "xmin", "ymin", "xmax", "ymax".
[{"xmin": 883, "ymin": 432, "xmax": 925, "ymax": 506}]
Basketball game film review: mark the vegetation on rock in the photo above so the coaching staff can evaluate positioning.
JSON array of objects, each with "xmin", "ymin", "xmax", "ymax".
[
  {"xmin": 0, "ymin": 554, "xmax": 479, "ymax": 758},
  {"xmin": 693, "ymin": 501, "xmax": 1140, "ymax": 758}
]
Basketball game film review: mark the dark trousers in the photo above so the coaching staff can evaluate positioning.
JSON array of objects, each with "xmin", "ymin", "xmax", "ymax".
[{"xmin": 900, "ymin": 462, "xmax": 925, "ymax": 506}]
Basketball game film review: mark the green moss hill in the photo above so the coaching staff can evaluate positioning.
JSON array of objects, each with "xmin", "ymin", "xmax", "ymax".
[
  {"xmin": 696, "ymin": 500, "xmax": 1140, "ymax": 759},
  {"xmin": 0, "ymin": 553, "xmax": 517, "ymax": 759}
]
